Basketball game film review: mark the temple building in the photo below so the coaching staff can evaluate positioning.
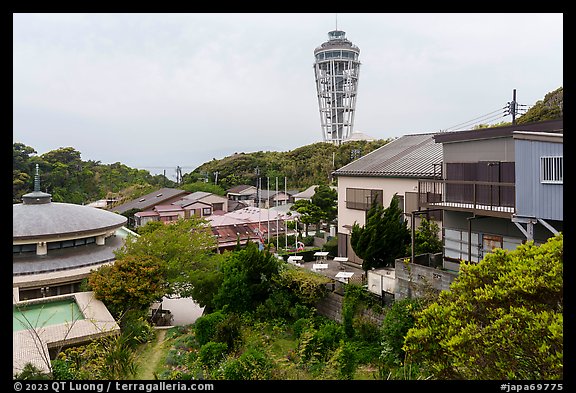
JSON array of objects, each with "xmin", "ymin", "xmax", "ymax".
[{"xmin": 13, "ymin": 165, "xmax": 130, "ymax": 301}]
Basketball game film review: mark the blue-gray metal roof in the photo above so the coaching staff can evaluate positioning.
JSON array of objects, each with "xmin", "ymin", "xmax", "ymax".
[
  {"xmin": 13, "ymin": 202, "xmax": 127, "ymax": 240},
  {"xmin": 333, "ymin": 133, "xmax": 442, "ymax": 178}
]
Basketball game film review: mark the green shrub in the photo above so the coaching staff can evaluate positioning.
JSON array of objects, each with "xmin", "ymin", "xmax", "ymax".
[
  {"xmin": 315, "ymin": 321, "xmax": 345, "ymax": 359},
  {"xmin": 322, "ymin": 236, "xmax": 338, "ymax": 256},
  {"xmin": 213, "ymin": 313, "xmax": 243, "ymax": 351},
  {"xmin": 380, "ymin": 297, "xmax": 425, "ymax": 366},
  {"xmin": 302, "ymin": 236, "xmax": 315, "ymax": 246},
  {"xmin": 119, "ymin": 310, "xmax": 155, "ymax": 348},
  {"xmin": 193, "ymin": 311, "xmax": 227, "ymax": 346},
  {"xmin": 353, "ymin": 315, "xmax": 382, "ymax": 344},
  {"xmin": 255, "ymin": 289, "xmax": 296, "ymax": 320},
  {"xmin": 292, "ymin": 317, "xmax": 313, "ymax": 339},
  {"xmin": 328, "ymin": 340, "xmax": 358, "ymax": 380},
  {"xmin": 198, "ymin": 341, "xmax": 228, "ymax": 368},
  {"xmin": 221, "ymin": 347, "xmax": 274, "ymax": 380}
]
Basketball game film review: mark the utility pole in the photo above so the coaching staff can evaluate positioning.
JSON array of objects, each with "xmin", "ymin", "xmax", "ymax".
[
  {"xmin": 505, "ymin": 89, "xmax": 519, "ymax": 125},
  {"xmin": 255, "ymin": 166, "xmax": 260, "ymax": 207}
]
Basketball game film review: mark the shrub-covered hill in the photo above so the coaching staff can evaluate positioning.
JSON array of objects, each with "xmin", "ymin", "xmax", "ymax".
[{"xmin": 186, "ymin": 139, "xmax": 390, "ymax": 190}]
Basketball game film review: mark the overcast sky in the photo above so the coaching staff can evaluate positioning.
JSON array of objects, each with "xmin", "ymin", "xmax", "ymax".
[{"xmin": 13, "ymin": 13, "xmax": 563, "ymax": 179}]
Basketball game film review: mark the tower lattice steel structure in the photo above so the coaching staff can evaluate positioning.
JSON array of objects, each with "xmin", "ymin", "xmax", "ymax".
[{"xmin": 313, "ymin": 29, "xmax": 361, "ymax": 145}]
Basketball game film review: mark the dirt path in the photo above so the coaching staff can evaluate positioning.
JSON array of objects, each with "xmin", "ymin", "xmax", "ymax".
[{"xmin": 134, "ymin": 328, "xmax": 168, "ymax": 380}]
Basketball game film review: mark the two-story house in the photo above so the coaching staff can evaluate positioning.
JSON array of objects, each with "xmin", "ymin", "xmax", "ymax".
[
  {"xmin": 418, "ymin": 119, "xmax": 563, "ymax": 271},
  {"xmin": 129, "ymin": 189, "xmax": 228, "ymax": 227},
  {"xmin": 333, "ymin": 133, "xmax": 443, "ymax": 266},
  {"xmin": 173, "ymin": 191, "xmax": 229, "ymax": 215}
]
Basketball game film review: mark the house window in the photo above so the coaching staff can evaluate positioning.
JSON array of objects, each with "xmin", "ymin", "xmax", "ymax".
[
  {"xmin": 345, "ymin": 188, "xmax": 383, "ymax": 210},
  {"xmin": 396, "ymin": 195, "xmax": 405, "ymax": 215},
  {"xmin": 13, "ymin": 244, "xmax": 36, "ymax": 254},
  {"xmin": 540, "ymin": 156, "xmax": 563, "ymax": 184},
  {"xmin": 203, "ymin": 208, "xmax": 212, "ymax": 216}
]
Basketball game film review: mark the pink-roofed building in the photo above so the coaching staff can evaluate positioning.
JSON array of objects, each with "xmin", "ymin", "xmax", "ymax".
[
  {"xmin": 181, "ymin": 200, "xmax": 213, "ymax": 218},
  {"xmin": 154, "ymin": 204, "xmax": 186, "ymax": 223},
  {"xmin": 134, "ymin": 204, "xmax": 185, "ymax": 226},
  {"xmin": 134, "ymin": 210, "xmax": 161, "ymax": 227}
]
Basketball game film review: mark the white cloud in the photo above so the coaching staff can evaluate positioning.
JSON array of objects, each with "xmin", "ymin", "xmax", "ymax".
[{"xmin": 13, "ymin": 13, "xmax": 563, "ymax": 171}]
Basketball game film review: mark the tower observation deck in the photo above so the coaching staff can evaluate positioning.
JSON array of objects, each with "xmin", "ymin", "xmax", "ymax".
[{"xmin": 313, "ymin": 30, "xmax": 361, "ymax": 145}]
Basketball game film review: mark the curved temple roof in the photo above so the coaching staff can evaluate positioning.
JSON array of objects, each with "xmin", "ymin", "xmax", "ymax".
[{"xmin": 13, "ymin": 202, "xmax": 127, "ymax": 240}]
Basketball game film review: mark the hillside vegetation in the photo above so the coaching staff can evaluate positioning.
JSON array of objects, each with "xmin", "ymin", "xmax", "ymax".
[{"xmin": 186, "ymin": 139, "xmax": 390, "ymax": 190}]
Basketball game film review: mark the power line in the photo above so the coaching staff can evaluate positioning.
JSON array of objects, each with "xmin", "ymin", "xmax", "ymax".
[
  {"xmin": 135, "ymin": 166, "xmax": 197, "ymax": 170},
  {"xmin": 449, "ymin": 113, "xmax": 509, "ymax": 132},
  {"xmin": 441, "ymin": 89, "xmax": 531, "ymax": 132},
  {"xmin": 442, "ymin": 107, "xmax": 506, "ymax": 132}
]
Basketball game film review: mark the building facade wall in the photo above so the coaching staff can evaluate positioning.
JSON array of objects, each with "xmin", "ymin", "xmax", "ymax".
[
  {"xmin": 515, "ymin": 139, "xmax": 563, "ymax": 221},
  {"xmin": 198, "ymin": 195, "xmax": 228, "ymax": 212},
  {"xmin": 442, "ymin": 209, "xmax": 559, "ymax": 270},
  {"xmin": 442, "ymin": 137, "xmax": 515, "ymax": 164},
  {"xmin": 336, "ymin": 175, "xmax": 419, "ymax": 263},
  {"xmin": 337, "ymin": 176, "xmax": 417, "ymax": 233}
]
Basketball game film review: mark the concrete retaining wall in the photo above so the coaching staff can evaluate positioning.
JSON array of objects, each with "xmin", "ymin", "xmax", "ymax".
[
  {"xmin": 395, "ymin": 262, "xmax": 457, "ymax": 300},
  {"xmin": 315, "ymin": 291, "xmax": 386, "ymax": 326}
]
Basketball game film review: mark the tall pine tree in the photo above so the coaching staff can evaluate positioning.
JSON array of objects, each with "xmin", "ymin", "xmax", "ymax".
[{"xmin": 350, "ymin": 193, "xmax": 410, "ymax": 272}]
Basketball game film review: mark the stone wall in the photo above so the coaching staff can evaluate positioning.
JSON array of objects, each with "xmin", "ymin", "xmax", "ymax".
[{"xmin": 315, "ymin": 291, "xmax": 344, "ymax": 322}]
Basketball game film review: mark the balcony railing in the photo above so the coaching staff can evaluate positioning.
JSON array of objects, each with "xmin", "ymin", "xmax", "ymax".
[{"xmin": 418, "ymin": 179, "xmax": 515, "ymax": 218}]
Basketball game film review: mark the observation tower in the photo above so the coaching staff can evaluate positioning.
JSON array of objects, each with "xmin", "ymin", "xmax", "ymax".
[{"xmin": 313, "ymin": 29, "xmax": 361, "ymax": 145}]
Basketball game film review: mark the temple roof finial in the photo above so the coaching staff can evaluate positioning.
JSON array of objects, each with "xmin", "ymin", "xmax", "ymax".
[
  {"xmin": 21, "ymin": 164, "xmax": 52, "ymax": 205},
  {"xmin": 34, "ymin": 164, "xmax": 41, "ymax": 192}
]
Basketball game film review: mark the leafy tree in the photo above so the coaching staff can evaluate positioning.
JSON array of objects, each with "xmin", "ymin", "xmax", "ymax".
[
  {"xmin": 13, "ymin": 363, "xmax": 51, "ymax": 380},
  {"xmin": 311, "ymin": 184, "xmax": 338, "ymax": 227},
  {"xmin": 194, "ymin": 311, "xmax": 228, "ymax": 346},
  {"xmin": 379, "ymin": 298, "xmax": 427, "ymax": 368},
  {"xmin": 180, "ymin": 181, "xmax": 226, "ymax": 196},
  {"xmin": 13, "ymin": 143, "xmax": 38, "ymax": 203},
  {"xmin": 88, "ymin": 254, "xmax": 167, "ymax": 318},
  {"xmin": 212, "ymin": 242, "xmax": 282, "ymax": 313},
  {"xmin": 403, "ymin": 233, "xmax": 563, "ymax": 380},
  {"xmin": 409, "ymin": 216, "xmax": 443, "ymax": 256},
  {"xmin": 114, "ymin": 218, "xmax": 217, "ymax": 299},
  {"xmin": 13, "ymin": 143, "xmax": 172, "ymax": 205},
  {"xmin": 290, "ymin": 199, "xmax": 324, "ymax": 236},
  {"xmin": 350, "ymin": 194, "xmax": 410, "ymax": 272}
]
